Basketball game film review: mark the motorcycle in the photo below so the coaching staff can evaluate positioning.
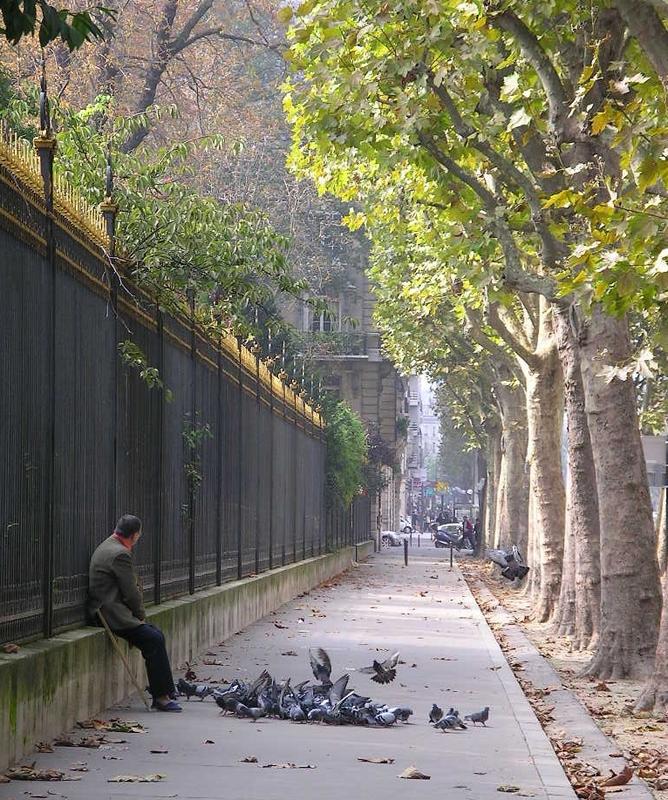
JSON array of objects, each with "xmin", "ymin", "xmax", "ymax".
[{"xmin": 432, "ymin": 523, "xmax": 473, "ymax": 550}]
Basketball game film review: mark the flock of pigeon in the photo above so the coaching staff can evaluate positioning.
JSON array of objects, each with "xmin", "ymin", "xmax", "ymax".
[{"xmin": 176, "ymin": 647, "xmax": 489, "ymax": 731}]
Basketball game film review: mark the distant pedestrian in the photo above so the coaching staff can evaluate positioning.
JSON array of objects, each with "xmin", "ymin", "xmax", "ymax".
[
  {"xmin": 88, "ymin": 514, "xmax": 181, "ymax": 712},
  {"xmin": 462, "ymin": 516, "xmax": 476, "ymax": 550}
]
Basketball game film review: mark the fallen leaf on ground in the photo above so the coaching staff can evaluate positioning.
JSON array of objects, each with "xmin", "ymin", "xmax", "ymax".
[
  {"xmin": 600, "ymin": 766, "xmax": 633, "ymax": 787},
  {"xmin": 398, "ymin": 766, "xmax": 431, "ymax": 780},
  {"xmin": 36, "ymin": 742, "xmax": 54, "ymax": 753},
  {"xmin": 202, "ymin": 658, "xmax": 225, "ymax": 666},
  {"xmin": 0, "ymin": 775, "xmax": 9, "ymax": 783},
  {"xmin": 5, "ymin": 766, "xmax": 69, "ymax": 782},
  {"xmin": 2, "ymin": 643, "xmax": 19, "ymax": 653},
  {"xmin": 108, "ymin": 773, "xmax": 164, "ymax": 783},
  {"xmin": 150, "ymin": 748, "xmax": 169, "ymax": 754},
  {"xmin": 281, "ymin": 651, "xmax": 298, "ymax": 656},
  {"xmin": 77, "ymin": 719, "xmax": 145, "ymax": 734},
  {"xmin": 274, "ymin": 622, "xmax": 288, "ymax": 629},
  {"xmin": 240, "ymin": 756, "xmax": 258, "ymax": 763},
  {"xmin": 594, "ymin": 682, "xmax": 611, "ymax": 692},
  {"xmin": 203, "ymin": 739, "xmax": 215, "ymax": 744},
  {"xmin": 53, "ymin": 737, "xmax": 75, "ymax": 747},
  {"xmin": 69, "ymin": 762, "xmax": 88, "ymax": 772},
  {"xmin": 262, "ymin": 763, "xmax": 316, "ymax": 769},
  {"xmin": 358, "ymin": 757, "xmax": 394, "ymax": 764},
  {"xmin": 497, "ymin": 786, "xmax": 520, "ymax": 793}
]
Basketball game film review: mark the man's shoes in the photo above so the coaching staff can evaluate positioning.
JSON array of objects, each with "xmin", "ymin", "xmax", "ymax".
[{"xmin": 152, "ymin": 698, "xmax": 182, "ymax": 712}]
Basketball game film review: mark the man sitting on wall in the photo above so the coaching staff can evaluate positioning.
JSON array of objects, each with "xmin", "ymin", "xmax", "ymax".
[{"xmin": 88, "ymin": 514, "xmax": 182, "ymax": 712}]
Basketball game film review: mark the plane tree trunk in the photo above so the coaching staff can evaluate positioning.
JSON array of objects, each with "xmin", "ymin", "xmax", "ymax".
[{"xmin": 580, "ymin": 308, "xmax": 661, "ymax": 679}]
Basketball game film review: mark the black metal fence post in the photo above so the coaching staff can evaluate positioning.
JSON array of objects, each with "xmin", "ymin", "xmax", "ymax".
[
  {"xmin": 215, "ymin": 337, "xmax": 223, "ymax": 586},
  {"xmin": 236, "ymin": 336, "xmax": 244, "ymax": 580},
  {"xmin": 188, "ymin": 292, "xmax": 196, "ymax": 595},
  {"xmin": 34, "ymin": 65, "xmax": 56, "ymax": 639},
  {"xmin": 268, "ymin": 362, "xmax": 274, "ymax": 570},
  {"xmin": 154, "ymin": 308, "xmax": 165, "ymax": 604},
  {"xmin": 253, "ymin": 343, "xmax": 261, "ymax": 575}
]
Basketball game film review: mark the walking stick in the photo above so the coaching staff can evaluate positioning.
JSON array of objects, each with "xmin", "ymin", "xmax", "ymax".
[{"xmin": 97, "ymin": 610, "xmax": 151, "ymax": 712}]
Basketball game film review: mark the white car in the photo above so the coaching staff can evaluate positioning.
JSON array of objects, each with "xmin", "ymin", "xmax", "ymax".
[{"xmin": 381, "ymin": 530, "xmax": 408, "ymax": 547}]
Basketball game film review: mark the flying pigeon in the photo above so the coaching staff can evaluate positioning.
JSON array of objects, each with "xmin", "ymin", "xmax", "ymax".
[
  {"xmin": 465, "ymin": 706, "xmax": 489, "ymax": 726},
  {"xmin": 429, "ymin": 703, "xmax": 443, "ymax": 724},
  {"xmin": 309, "ymin": 648, "xmax": 333, "ymax": 686},
  {"xmin": 359, "ymin": 652, "xmax": 400, "ymax": 684}
]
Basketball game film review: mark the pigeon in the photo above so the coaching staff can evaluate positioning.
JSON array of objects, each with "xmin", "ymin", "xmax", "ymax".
[
  {"xmin": 465, "ymin": 706, "xmax": 489, "ymax": 726},
  {"xmin": 388, "ymin": 706, "xmax": 413, "ymax": 722},
  {"xmin": 235, "ymin": 703, "xmax": 267, "ymax": 720},
  {"xmin": 310, "ymin": 648, "xmax": 333, "ymax": 686},
  {"xmin": 289, "ymin": 704, "xmax": 307, "ymax": 722},
  {"xmin": 177, "ymin": 678, "xmax": 214, "ymax": 701},
  {"xmin": 434, "ymin": 710, "xmax": 467, "ymax": 731},
  {"xmin": 429, "ymin": 703, "xmax": 443, "ymax": 724},
  {"xmin": 359, "ymin": 652, "xmax": 400, "ymax": 684},
  {"xmin": 374, "ymin": 710, "xmax": 397, "ymax": 726}
]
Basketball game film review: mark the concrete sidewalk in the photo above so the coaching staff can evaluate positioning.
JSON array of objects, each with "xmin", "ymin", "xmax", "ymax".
[{"xmin": 0, "ymin": 547, "xmax": 575, "ymax": 800}]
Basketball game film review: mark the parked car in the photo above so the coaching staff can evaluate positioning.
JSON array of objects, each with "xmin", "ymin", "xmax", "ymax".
[{"xmin": 381, "ymin": 530, "xmax": 406, "ymax": 547}]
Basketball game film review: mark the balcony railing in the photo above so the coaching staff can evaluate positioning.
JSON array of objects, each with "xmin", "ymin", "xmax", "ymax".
[{"xmin": 296, "ymin": 331, "xmax": 381, "ymax": 358}]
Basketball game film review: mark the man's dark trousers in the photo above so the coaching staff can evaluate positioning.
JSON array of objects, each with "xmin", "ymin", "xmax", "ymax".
[{"xmin": 119, "ymin": 624, "xmax": 175, "ymax": 699}]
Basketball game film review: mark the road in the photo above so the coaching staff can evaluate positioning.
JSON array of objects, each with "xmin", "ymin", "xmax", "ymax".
[{"xmin": 0, "ymin": 545, "xmax": 575, "ymax": 800}]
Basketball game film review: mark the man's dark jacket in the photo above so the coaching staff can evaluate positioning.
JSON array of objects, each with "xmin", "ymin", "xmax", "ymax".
[{"xmin": 88, "ymin": 535, "xmax": 145, "ymax": 631}]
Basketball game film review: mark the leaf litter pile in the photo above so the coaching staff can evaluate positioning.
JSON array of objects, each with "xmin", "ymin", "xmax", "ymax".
[{"xmin": 461, "ymin": 561, "xmax": 668, "ymax": 799}]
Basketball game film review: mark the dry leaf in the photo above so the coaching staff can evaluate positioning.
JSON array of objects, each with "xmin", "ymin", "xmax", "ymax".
[
  {"xmin": 2, "ymin": 643, "xmax": 19, "ymax": 654},
  {"xmin": 5, "ymin": 766, "xmax": 66, "ymax": 782},
  {"xmin": 240, "ymin": 756, "xmax": 258, "ymax": 763},
  {"xmin": 0, "ymin": 775, "xmax": 9, "ymax": 784},
  {"xmin": 108, "ymin": 773, "xmax": 164, "ymax": 783},
  {"xmin": 497, "ymin": 786, "xmax": 520, "ymax": 793},
  {"xmin": 150, "ymin": 748, "xmax": 169, "ymax": 754},
  {"xmin": 594, "ymin": 682, "xmax": 611, "ymax": 692},
  {"xmin": 600, "ymin": 765, "xmax": 633, "ymax": 787},
  {"xmin": 358, "ymin": 757, "xmax": 395, "ymax": 764},
  {"xmin": 36, "ymin": 742, "xmax": 54, "ymax": 753},
  {"xmin": 274, "ymin": 622, "xmax": 288, "ymax": 629},
  {"xmin": 261, "ymin": 763, "xmax": 316, "ymax": 769},
  {"xmin": 203, "ymin": 739, "xmax": 215, "ymax": 744},
  {"xmin": 281, "ymin": 651, "xmax": 298, "ymax": 656},
  {"xmin": 398, "ymin": 766, "xmax": 431, "ymax": 780}
]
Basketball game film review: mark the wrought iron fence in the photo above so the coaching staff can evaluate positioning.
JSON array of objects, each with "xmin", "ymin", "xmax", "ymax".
[{"xmin": 0, "ymin": 125, "xmax": 370, "ymax": 647}]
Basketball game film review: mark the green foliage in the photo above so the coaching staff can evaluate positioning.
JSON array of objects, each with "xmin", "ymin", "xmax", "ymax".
[
  {"xmin": 45, "ymin": 96, "xmax": 307, "ymax": 333},
  {"xmin": 323, "ymin": 399, "xmax": 367, "ymax": 507},
  {"xmin": 183, "ymin": 413, "xmax": 214, "ymax": 496},
  {"xmin": 118, "ymin": 340, "xmax": 173, "ymax": 402},
  {"xmin": 0, "ymin": 1, "xmax": 113, "ymax": 49},
  {"xmin": 284, "ymin": 0, "xmax": 668, "ymax": 379}
]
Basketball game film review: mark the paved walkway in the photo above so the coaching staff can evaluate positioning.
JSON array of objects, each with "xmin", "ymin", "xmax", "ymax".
[{"xmin": 0, "ymin": 546, "xmax": 575, "ymax": 800}]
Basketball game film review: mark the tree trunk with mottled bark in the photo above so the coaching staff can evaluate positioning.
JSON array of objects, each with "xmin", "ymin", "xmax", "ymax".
[
  {"xmin": 635, "ymin": 572, "xmax": 668, "ymax": 715},
  {"xmin": 580, "ymin": 309, "xmax": 661, "ymax": 679},
  {"xmin": 524, "ymin": 331, "xmax": 565, "ymax": 622},
  {"xmin": 552, "ymin": 306, "xmax": 601, "ymax": 649},
  {"xmin": 495, "ymin": 379, "xmax": 529, "ymax": 554},
  {"xmin": 485, "ymin": 420, "xmax": 502, "ymax": 548}
]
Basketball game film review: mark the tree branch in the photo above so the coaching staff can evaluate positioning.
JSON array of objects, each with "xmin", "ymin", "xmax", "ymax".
[
  {"xmin": 489, "ymin": 9, "xmax": 574, "ymax": 140},
  {"xmin": 487, "ymin": 302, "xmax": 539, "ymax": 368},
  {"xmin": 614, "ymin": 0, "xmax": 668, "ymax": 83},
  {"xmin": 425, "ymin": 71, "xmax": 566, "ymax": 271},
  {"xmin": 416, "ymin": 132, "xmax": 559, "ymax": 300}
]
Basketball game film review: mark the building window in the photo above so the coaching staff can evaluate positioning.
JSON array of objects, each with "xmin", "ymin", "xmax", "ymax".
[{"xmin": 304, "ymin": 298, "xmax": 341, "ymax": 332}]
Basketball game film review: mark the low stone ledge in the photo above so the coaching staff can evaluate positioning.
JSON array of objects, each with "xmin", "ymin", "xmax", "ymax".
[{"xmin": 0, "ymin": 542, "xmax": 373, "ymax": 771}]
